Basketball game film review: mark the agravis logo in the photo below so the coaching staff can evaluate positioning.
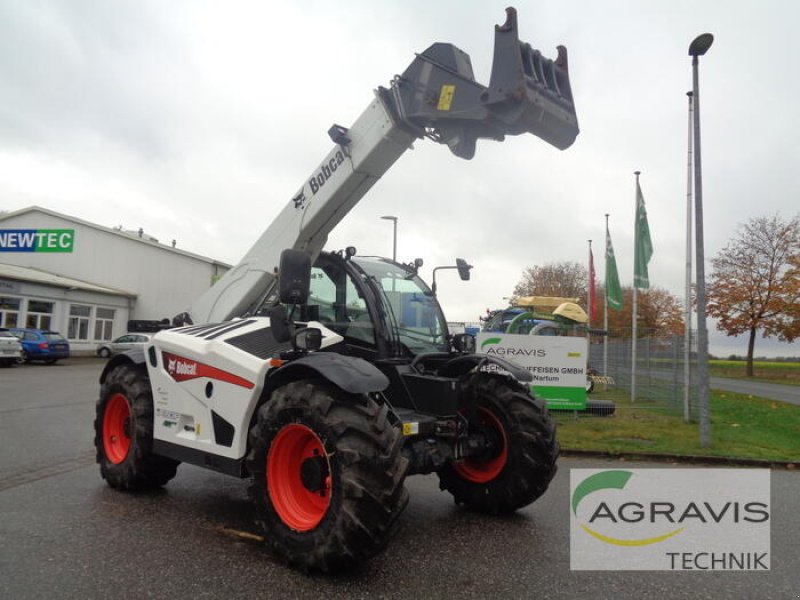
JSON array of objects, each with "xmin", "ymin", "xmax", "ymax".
[
  {"xmin": 572, "ymin": 470, "xmax": 685, "ymax": 546},
  {"xmin": 570, "ymin": 468, "xmax": 771, "ymax": 571}
]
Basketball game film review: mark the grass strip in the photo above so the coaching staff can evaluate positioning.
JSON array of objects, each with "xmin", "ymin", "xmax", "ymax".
[{"xmin": 552, "ymin": 388, "xmax": 800, "ymax": 463}]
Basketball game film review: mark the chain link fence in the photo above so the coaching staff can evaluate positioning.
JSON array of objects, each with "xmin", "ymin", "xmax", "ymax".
[{"xmin": 589, "ymin": 331, "xmax": 699, "ymax": 420}]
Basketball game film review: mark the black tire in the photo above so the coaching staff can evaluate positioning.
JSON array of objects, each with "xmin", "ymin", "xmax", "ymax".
[
  {"xmin": 98, "ymin": 347, "xmax": 111, "ymax": 358},
  {"xmin": 17, "ymin": 350, "xmax": 28, "ymax": 364},
  {"xmin": 438, "ymin": 375, "xmax": 559, "ymax": 514},
  {"xmin": 45, "ymin": 358, "xmax": 58, "ymax": 365},
  {"xmin": 585, "ymin": 398, "xmax": 616, "ymax": 416},
  {"xmin": 247, "ymin": 379, "xmax": 409, "ymax": 572},
  {"xmin": 94, "ymin": 364, "xmax": 179, "ymax": 490}
]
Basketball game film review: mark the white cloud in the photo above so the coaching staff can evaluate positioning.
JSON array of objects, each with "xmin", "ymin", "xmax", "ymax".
[{"xmin": 1, "ymin": 0, "xmax": 798, "ymax": 357}]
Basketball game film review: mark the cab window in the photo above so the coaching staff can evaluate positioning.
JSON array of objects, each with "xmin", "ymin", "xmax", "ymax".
[{"xmin": 308, "ymin": 265, "xmax": 375, "ymax": 346}]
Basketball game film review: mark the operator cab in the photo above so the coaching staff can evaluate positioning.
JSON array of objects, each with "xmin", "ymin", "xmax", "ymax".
[{"xmin": 305, "ymin": 251, "xmax": 449, "ymax": 361}]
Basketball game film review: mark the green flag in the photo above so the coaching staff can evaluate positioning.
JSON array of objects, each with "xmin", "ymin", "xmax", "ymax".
[
  {"xmin": 605, "ymin": 224, "xmax": 623, "ymax": 310},
  {"xmin": 633, "ymin": 181, "xmax": 653, "ymax": 289}
]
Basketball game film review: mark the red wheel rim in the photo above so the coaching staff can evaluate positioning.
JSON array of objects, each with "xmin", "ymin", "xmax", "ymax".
[
  {"xmin": 453, "ymin": 407, "xmax": 508, "ymax": 483},
  {"xmin": 103, "ymin": 393, "xmax": 132, "ymax": 464},
  {"xmin": 267, "ymin": 424, "xmax": 331, "ymax": 531}
]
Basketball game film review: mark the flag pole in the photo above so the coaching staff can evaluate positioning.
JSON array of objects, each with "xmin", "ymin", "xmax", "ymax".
[
  {"xmin": 684, "ymin": 91, "xmax": 694, "ymax": 423},
  {"xmin": 587, "ymin": 239, "xmax": 593, "ymax": 330},
  {"xmin": 631, "ymin": 171, "xmax": 641, "ymax": 403},
  {"xmin": 603, "ymin": 215, "xmax": 609, "ymax": 391}
]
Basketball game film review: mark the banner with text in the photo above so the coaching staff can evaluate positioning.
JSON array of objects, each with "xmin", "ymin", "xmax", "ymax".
[
  {"xmin": 0, "ymin": 229, "xmax": 75, "ymax": 253},
  {"xmin": 476, "ymin": 333, "xmax": 587, "ymax": 410}
]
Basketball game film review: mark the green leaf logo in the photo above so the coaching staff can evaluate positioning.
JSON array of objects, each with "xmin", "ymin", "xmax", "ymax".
[
  {"xmin": 572, "ymin": 470, "xmax": 632, "ymax": 515},
  {"xmin": 480, "ymin": 337, "xmax": 502, "ymax": 350},
  {"xmin": 572, "ymin": 470, "xmax": 685, "ymax": 546}
]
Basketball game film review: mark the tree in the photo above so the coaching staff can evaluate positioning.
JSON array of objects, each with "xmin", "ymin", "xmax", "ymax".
[
  {"xmin": 512, "ymin": 261, "xmax": 586, "ymax": 300},
  {"xmin": 707, "ymin": 214, "xmax": 800, "ymax": 376},
  {"xmin": 600, "ymin": 285, "xmax": 684, "ymax": 339}
]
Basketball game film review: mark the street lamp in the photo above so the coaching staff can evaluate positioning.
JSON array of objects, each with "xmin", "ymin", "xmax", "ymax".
[
  {"xmin": 689, "ymin": 32, "xmax": 713, "ymax": 447},
  {"xmin": 381, "ymin": 215, "xmax": 397, "ymax": 261}
]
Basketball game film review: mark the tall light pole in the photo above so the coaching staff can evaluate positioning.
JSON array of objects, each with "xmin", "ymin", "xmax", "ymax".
[
  {"xmin": 381, "ymin": 215, "xmax": 397, "ymax": 261},
  {"xmin": 684, "ymin": 90, "xmax": 693, "ymax": 423},
  {"xmin": 689, "ymin": 33, "xmax": 713, "ymax": 447}
]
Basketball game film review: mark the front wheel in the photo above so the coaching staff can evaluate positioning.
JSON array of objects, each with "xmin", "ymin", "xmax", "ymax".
[
  {"xmin": 94, "ymin": 364, "xmax": 179, "ymax": 490},
  {"xmin": 247, "ymin": 380, "xmax": 409, "ymax": 572},
  {"xmin": 438, "ymin": 375, "xmax": 559, "ymax": 514}
]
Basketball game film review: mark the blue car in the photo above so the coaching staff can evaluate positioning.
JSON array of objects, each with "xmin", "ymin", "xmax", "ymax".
[{"xmin": 9, "ymin": 329, "xmax": 70, "ymax": 364}]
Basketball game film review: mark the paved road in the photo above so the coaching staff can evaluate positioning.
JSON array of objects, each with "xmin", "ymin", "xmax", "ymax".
[
  {"xmin": 710, "ymin": 376, "xmax": 800, "ymax": 406},
  {"xmin": 638, "ymin": 368, "xmax": 800, "ymax": 406},
  {"xmin": 1, "ymin": 360, "xmax": 798, "ymax": 599}
]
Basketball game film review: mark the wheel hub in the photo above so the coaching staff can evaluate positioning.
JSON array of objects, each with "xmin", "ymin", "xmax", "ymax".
[
  {"xmin": 267, "ymin": 424, "xmax": 332, "ymax": 531},
  {"xmin": 300, "ymin": 455, "xmax": 330, "ymax": 494}
]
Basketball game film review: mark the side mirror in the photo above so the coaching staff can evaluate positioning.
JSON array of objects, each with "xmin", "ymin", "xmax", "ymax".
[
  {"xmin": 269, "ymin": 305, "xmax": 293, "ymax": 343},
  {"xmin": 294, "ymin": 327, "xmax": 323, "ymax": 352},
  {"xmin": 451, "ymin": 333, "xmax": 476, "ymax": 354},
  {"xmin": 456, "ymin": 258, "xmax": 472, "ymax": 281},
  {"xmin": 278, "ymin": 249, "xmax": 311, "ymax": 305}
]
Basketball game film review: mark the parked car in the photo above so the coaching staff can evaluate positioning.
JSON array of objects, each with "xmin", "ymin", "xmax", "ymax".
[
  {"xmin": 9, "ymin": 329, "xmax": 70, "ymax": 364},
  {"xmin": 0, "ymin": 328, "xmax": 23, "ymax": 367},
  {"xmin": 96, "ymin": 333, "xmax": 151, "ymax": 358}
]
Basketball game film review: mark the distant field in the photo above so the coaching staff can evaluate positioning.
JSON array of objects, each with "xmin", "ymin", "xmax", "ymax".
[{"xmin": 709, "ymin": 360, "xmax": 800, "ymax": 385}]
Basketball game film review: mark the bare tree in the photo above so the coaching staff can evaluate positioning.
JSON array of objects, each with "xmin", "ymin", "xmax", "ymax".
[
  {"xmin": 707, "ymin": 213, "xmax": 800, "ymax": 375},
  {"xmin": 512, "ymin": 261, "xmax": 586, "ymax": 300}
]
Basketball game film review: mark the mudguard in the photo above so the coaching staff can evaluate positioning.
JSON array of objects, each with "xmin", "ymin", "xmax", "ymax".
[
  {"xmin": 98, "ymin": 348, "xmax": 146, "ymax": 384},
  {"xmin": 266, "ymin": 352, "xmax": 390, "ymax": 395},
  {"xmin": 438, "ymin": 353, "xmax": 533, "ymax": 383}
]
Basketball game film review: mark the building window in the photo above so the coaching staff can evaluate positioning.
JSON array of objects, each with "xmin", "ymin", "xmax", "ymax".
[
  {"xmin": 68, "ymin": 304, "xmax": 92, "ymax": 340},
  {"xmin": 26, "ymin": 300, "xmax": 54, "ymax": 330},
  {"xmin": 1, "ymin": 296, "xmax": 21, "ymax": 328},
  {"xmin": 95, "ymin": 307, "xmax": 115, "ymax": 341}
]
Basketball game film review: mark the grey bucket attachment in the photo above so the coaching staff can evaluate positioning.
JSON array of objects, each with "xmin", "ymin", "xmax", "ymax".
[
  {"xmin": 386, "ymin": 6, "xmax": 579, "ymax": 158},
  {"xmin": 485, "ymin": 8, "xmax": 578, "ymax": 150}
]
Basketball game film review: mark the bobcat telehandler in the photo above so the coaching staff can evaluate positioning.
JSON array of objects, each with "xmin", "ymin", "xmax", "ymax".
[{"xmin": 95, "ymin": 7, "xmax": 579, "ymax": 572}]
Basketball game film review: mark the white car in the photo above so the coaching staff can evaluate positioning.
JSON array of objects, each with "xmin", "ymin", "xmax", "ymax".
[
  {"xmin": 96, "ymin": 334, "xmax": 151, "ymax": 358},
  {"xmin": 0, "ymin": 328, "xmax": 23, "ymax": 367}
]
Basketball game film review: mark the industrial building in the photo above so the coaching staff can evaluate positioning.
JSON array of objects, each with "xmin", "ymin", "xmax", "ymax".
[{"xmin": 0, "ymin": 206, "xmax": 230, "ymax": 354}]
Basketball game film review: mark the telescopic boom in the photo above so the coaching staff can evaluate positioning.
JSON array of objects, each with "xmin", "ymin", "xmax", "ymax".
[{"xmin": 185, "ymin": 7, "xmax": 578, "ymax": 325}]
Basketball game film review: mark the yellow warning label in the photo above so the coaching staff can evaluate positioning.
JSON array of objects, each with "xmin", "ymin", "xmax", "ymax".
[
  {"xmin": 437, "ymin": 85, "xmax": 456, "ymax": 111},
  {"xmin": 402, "ymin": 422, "xmax": 419, "ymax": 436},
  {"xmin": 567, "ymin": 352, "xmax": 582, "ymax": 358}
]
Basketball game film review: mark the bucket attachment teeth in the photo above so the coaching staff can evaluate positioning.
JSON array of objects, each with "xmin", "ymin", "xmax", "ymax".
[{"xmin": 386, "ymin": 6, "xmax": 579, "ymax": 158}]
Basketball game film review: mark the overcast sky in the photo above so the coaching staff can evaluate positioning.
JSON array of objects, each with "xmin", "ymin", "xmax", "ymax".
[{"xmin": 1, "ymin": 0, "xmax": 798, "ymax": 357}]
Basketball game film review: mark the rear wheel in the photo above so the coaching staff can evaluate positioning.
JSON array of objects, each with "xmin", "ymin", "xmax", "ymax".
[
  {"xmin": 94, "ymin": 364, "xmax": 179, "ymax": 490},
  {"xmin": 438, "ymin": 375, "xmax": 559, "ymax": 514},
  {"xmin": 247, "ymin": 380, "xmax": 408, "ymax": 572},
  {"xmin": 98, "ymin": 347, "xmax": 111, "ymax": 358},
  {"xmin": 17, "ymin": 350, "xmax": 28, "ymax": 364}
]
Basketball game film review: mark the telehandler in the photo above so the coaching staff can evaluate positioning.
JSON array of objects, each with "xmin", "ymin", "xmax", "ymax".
[{"xmin": 95, "ymin": 7, "xmax": 579, "ymax": 571}]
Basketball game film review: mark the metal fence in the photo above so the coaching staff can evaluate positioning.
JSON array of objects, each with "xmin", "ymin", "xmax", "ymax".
[{"xmin": 589, "ymin": 331, "xmax": 699, "ymax": 420}]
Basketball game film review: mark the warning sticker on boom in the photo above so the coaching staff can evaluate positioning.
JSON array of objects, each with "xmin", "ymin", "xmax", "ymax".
[{"xmin": 437, "ymin": 85, "xmax": 455, "ymax": 110}]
